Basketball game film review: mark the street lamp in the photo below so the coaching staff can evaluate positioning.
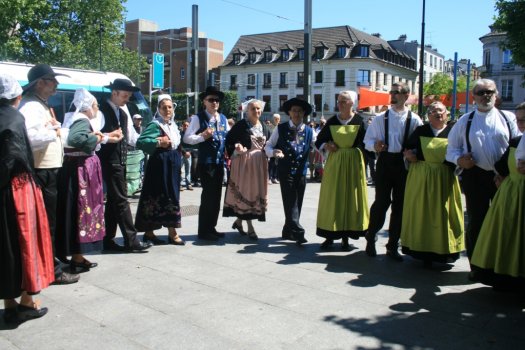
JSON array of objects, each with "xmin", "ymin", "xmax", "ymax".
[{"xmin": 185, "ymin": 91, "xmax": 195, "ymax": 118}]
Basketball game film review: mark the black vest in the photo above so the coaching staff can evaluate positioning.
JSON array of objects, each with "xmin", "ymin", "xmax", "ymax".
[{"xmin": 97, "ymin": 100, "xmax": 128, "ymax": 165}]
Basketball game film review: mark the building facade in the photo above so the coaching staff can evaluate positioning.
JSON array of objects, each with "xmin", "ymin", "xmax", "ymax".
[
  {"xmin": 220, "ymin": 26, "xmax": 418, "ymax": 117},
  {"xmin": 479, "ymin": 25, "xmax": 525, "ymax": 110},
  {"xmin": 125, "ymin": 19, "xmax": 224, "ymax": 95}
]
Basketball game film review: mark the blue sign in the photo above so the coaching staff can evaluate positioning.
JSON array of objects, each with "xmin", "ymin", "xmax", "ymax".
[{"xmin": 152, "ymin": 52, "xmax": 164, "ymax": 89}]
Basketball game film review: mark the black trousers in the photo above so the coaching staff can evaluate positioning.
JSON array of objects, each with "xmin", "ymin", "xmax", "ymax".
[
  {"xmin": 197, "ymin": 163, "xmax": 224, "ymax": 235},
  {"xmin": 35, "ymin": 168, "xmax": 61, "ymax": 274},
  {"xmin": 278, "ymin": 171, "xmax": 307, "ymax": 239},
  {"xmin": 366, "ymin": 152, "xmax": 407, "ymax": 250},
  {"xmin": 101, "ymin": 162, "xmax": 137, "ymax": 246},
  {"xmin": 460, "ymin": 167, "xmax": 497, "ymax": 260},
  {"xmin": 268, "ymin": 157, "xmax": 278, "ymax": 180}
]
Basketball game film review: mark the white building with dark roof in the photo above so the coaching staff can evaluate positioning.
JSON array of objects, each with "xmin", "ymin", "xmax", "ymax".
[{"xmin": 219, "ymin": 26, "xmax": 418, "ymax": 116}]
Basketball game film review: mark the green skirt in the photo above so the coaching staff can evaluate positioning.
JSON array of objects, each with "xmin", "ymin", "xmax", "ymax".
[
  {"xmin": 400, "ymin": 161, "xmax": 464, "ymax": 262},
  {"xmin": 471, "ymin": 174, "xmax": 525, "ymax": 279},
  {"xmin": 316, "ymin": 147, "xmax": 369, "ymax": 240}
]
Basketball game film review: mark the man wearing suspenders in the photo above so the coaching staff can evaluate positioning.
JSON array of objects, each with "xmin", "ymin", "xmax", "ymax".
[
  {"xmin": 446, "ymin": 79, "xmax": 519, "ymax": 270},
  {"xmin": 364, "ymin": 82, "xmax": 422, "ymax": 261}
]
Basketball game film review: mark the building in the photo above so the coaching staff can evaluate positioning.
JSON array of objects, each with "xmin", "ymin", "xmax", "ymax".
[
  {"xmin": 219, "ymin": 26, "xmax": 418, "ymax": 117},
  {"xmin": 388, "ymin": 35, "xmax": 445, "ymax": 90},
  {"xmin": 125, "ymin": 19, "xmax": 224, "ymax": 95},
  {"xmin": 444, "ymin": 59, "xmax": 480, "ymax": 80},
  {"xmin": 479, "ymin": 25, "xmax": 525, "ymax": 110}
]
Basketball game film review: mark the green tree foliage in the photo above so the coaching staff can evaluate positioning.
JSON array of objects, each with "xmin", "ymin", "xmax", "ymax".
[
  {"xmin": 0, "ymin": 0, "xmax": 147, "ymax": 80},
  {"xmin": 424, "ymin": 73, "xmax": 473, "ymax": 97},
  {"xmin": 494, "ymin": 0, "xmax": 525, "ymax": 67}
]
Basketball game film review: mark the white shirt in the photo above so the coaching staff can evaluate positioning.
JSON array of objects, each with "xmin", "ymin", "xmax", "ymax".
[
  {"xmin": 19, "ymin": 96, "xmax": 60, "ymax": 151},
  {"xmin": 264, "ymin": 121, "xmax": 316, "ymax": 158},
  {"xmin": 182, "ymin": 110, "xmax": 230, "ymax": 145},
  {"xmin": 364, "ymin": 108, "xmax": 422, "ymax": 153},
  {"xmin": 103, "ymin": 99, "xmax": 139, "ymax": 147},
  {"xmin": 446, "ymin": 108, "xmax": 519, "ymax": 171}
]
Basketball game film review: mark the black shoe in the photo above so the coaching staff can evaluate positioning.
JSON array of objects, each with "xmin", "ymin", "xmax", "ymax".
[
  {"xmin": 143, "ymin": 234, "xmax": 167, "ymax": 245},
  {"xmin": 198, "ymin": 232, "xmax": 219, "ymax": 241},
  {"xmin": 16, "ymin": 304, "xmax": 48, "ymax": 321},
  {"xmin": 386, "ymin": 249, "xmax": 404, "ymax": 262},
  {"xmin": 3, "ymin": 308, "xmax": 18, "ymax": 324},
  {"xmin": 468, "ymin": 271, "xmax": 480, "ymax": 282},
  {"xmin": 213, "ymin": 230, "xmax": 225, "ymax": 238},
  {"xmin": 52, "ymin": 271, "xmax": 80, "ymax": 285},
  {"xmin": 281, "ymin": 232, "xmax": 296, "ymax": 241},
  {"xmin": 295, "ymin": 237, "xmax": 308, "ymax": 246},
  {"xmin": 232, "ymin": 222, "xmax": 246, "ymax": 235},
  {"xmin": 341, "ymin": 240, "xmax": 355, "ymax": 252},
  {"xmin": 320, "ymin": 239, "xmax": 333, "ymax": 250},
  {"xmin": 103, "ymin": 240, "xmax": 125, "ymax": 252},
  {"xmin": 126, "ymin": 241, "xmax": 152, "ymax": 253},
  {"xmin": 168, "ymin": 235, "xmax": 186, "ymax": 246},
  {"xmin": 70, "ymin": 259, "xmax": 98, "ymax": 273},
  {"xmin": 247, "ymin": 231, "xmax": 258, "ymax": 241},
  {"xmin": 365, "ymin": 240, "xmax": 377, "ymax": 257}
]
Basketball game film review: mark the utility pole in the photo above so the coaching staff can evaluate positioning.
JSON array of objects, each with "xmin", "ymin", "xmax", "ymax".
[
  {"xmin": 191, "ymin": 4, "xmax": 199, "ymax": 114},
  {"xmin": 303, "ymin": 0, "xmax": 312, "ymax": 121}
]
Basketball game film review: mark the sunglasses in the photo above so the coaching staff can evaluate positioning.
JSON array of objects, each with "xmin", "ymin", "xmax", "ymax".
[
  {"xmin": 389, "ymin": 90, "xmax": 405, "ymax": 95},
  {"xmin": 205, "ymin": 98, "xmax": 221, "ymax": 103},
  {"xmin": 474, "ymin": 90, "xmax": 496, "ymax": 97}
]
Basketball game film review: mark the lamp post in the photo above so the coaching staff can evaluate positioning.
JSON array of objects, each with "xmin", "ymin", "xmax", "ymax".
[
  {"xmin": 316, "ymin": 59, "xmax": 325, "ymax": 119},
  {"xmin": 185, "ymin": 91, "xmax": 195, "ymax": 119}
]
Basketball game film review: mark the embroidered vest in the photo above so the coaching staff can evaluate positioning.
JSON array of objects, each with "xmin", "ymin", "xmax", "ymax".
[
  {"xmin": 196, "ymin": 111, "xmax": 228, "ymax": 165},
  {"xmin": 276, "ymin": 123, "xmax": 313, "ymax": 176}
]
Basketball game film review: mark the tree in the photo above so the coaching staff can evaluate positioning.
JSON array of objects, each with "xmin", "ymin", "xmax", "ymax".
[
  {"xmin": 0, "ymin": 0, "xmax": 147, "ymax": 81},
  {"xmin": 424, "ymin": 73, "xmax": 473, "ymax": 97},
  {"xmin": 494, "ymin": 0, "xmax": 525, "ymax": 67}
]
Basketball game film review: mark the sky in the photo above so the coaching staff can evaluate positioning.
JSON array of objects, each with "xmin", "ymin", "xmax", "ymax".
[{"xmin": 125, "ymin": 0, "xmax": 498, "ymax": 66}]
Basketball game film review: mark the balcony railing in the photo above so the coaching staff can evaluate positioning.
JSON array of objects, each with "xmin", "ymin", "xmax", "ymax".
[
  {"xmin": 262, "ymin": 83, "xmax": 272, "ymax": 89},
  {"xmin": 279, "ymin": 83, "xmax": 288, "ymax": 88},
  {"xmin": 502, "ymin": 63, "xmax": 515, "ymax": 71}
]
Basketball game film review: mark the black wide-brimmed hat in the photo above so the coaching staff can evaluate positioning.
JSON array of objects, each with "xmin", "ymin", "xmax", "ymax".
[
  {"xmin": 198, "ymin": 86, "xmax": 224, "ymax": 101},
  {"xmin": 104, "ymin": 78, "xmax": 140, "ymax": 92},
  {"xmin": 23, "ymin": 64, "xmax": 70, "ymax": 91},
  {"xmin": 282, "ymin": 97, "xmax": 312, "ymax": 117}
]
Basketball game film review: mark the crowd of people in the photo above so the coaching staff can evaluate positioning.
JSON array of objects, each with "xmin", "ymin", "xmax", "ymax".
[{"xmin": 1, "ymin": 64, "xmax": 524, "ymax": 325}]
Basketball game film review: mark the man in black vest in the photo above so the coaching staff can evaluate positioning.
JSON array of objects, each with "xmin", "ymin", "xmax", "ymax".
[
  {"xmin": 363, "ymin": 82, "xmax": 422, "ymax": 261},
  {"xmin": 183, "ymin": 86, "xmax": 230, "ymax": 241},
  {"xmin": 97, "ymin": 79, "xmax": 152, "ymax": 252}
]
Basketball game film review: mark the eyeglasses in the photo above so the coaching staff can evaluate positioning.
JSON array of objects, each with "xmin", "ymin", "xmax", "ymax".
[
  {"xmin": 42, "ymin": 78, "xmax": 58, "ymax": 84},
  {"xmin": 474, "ymin": 90, "xmax": 496, "ymax": 97},
  {"xmin": 389, "ymin": 90, "xmax": 405, "ymax": 95},
  {"xmin": 205, "ymin": 98, "xmax": 220, "ymax": 103}
]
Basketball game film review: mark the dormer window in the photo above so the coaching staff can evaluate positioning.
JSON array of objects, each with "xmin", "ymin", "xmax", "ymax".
[
  {"xmin": 281, "ymin": 49, "xmax": 290, "ymax": 61},
  {"xmin": 233, "ymin": 54, "xmax": 241, "ymax": 65},
  {"xmin": 265, "ymin": 51, "xmax": 273, "ymax": 62},
  {"xmin": 315, "ymin": 47, "xmax": 325, "ymax": 59},
  {"xmin": 336, "ymin": 46, "xmax": 347, "ymax": 58},
  {"xmin": 248, "ymin": 52, "xmax": 258, "ymax": 64},
  {"xmin": 298, "ymin": 49, "xmax": 304, "ymax": 61},
  {"xmin": 357, "ymin": 45, "xmax": 369, "ymax": 57}
]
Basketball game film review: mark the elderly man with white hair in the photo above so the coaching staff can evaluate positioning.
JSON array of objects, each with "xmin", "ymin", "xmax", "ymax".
[
  {"xmin": 315, "ymin": 90, "xmax": 369, "ymax": 251},
  {"xmin": 363, "ymin": 82, "xmax": 422, "ymax": 261},
  {"xmin": 446, "ymin": 78, "xmax": 519, "ymax": 269}
]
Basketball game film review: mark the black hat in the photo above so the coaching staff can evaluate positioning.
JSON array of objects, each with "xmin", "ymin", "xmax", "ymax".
[
  {"xmin": 282, "ymin": 98, "xmax": 312, "ymax": 117},
  {"xmin": 23, "ymin": 64, "xmax": 70, "ymax": 91},
  {"xmin": 104, "ymin": 78, "xmax": 140, "ymax": 92},
  {"xmin": 198, "ymin": 86, "xmax": 224, "ymax": 101}
]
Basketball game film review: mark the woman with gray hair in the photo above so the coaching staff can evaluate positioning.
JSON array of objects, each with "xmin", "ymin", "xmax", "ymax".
[
  {"xmin": 223, "ymin": 99, "xmax": 271, "ymax": 240},
  {"xmin": 315, "ymin": 90, "xmax": 369, "ymax": 251},
  {"xmin": 56, "ymin": 88, "xmax": 122, "ymax": 273}
]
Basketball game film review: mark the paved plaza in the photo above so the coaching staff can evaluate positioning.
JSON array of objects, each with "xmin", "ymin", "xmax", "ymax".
[{"xmin": 1, "ymin": 182, "xmax": 524, "ymax": 350}]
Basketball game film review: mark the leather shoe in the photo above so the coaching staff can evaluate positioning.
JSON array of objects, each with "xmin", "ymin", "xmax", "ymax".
[
  {"xmin": 198, "ymin": 232, "xmax": 219, "ymax": 241},
  {"xmin": 295, "ymin": 237, "xmax": 308, "ymax": 246},
  {"xmin": 213, "ymin": 230, "xmax": 225, "ymax": 238},
  {"xmin": 386, "ymin": 249, "xmax": 404, "ymax": 262},
  {"xmin": 126, "ymin": 241, "xmax": 152, "ymax": 252},
  {"xmin": 3, "ymin": 308, "xmax": 18, "ymax": 324},
  {"xmin": 320, "ymin": 239, "xmax": 333, "ymax": 250},
  {"xmin": 103, "ymin": 240, "xmax": 125, "ymax": 252},
  {"xmin": 232, "ymin": 222, "xmax": 246, "ymax": 235},
  {"xmin": 70, "ymin": 259, "xmax": 98, "ymax": 273},
  {"xmin": 365, "ymin": 240, "xmax": 377, "ymax": 257},
  {"xmin": 281, "ymin": 232, "xmax": 296, "ymax": 241},
  {"xmin": 143, "ymin": 234, "xmax": 167, "ymax": 245},
  {"xmin": 168, "ymin": 235, "xmax": 186, "ymax": 245},
  {"xmin": 247, "ymin": 231, "xmax": 258, "ymax": 240},
  {"xmin": 341, "ymin": 240, "xmax": 355, "ymax": 252},
  {"xmin": 17, "ymin": 304, "xmax": 48, "ymax": 321},
  {"xmin": 52, "ymin": 271, "xmax": 80, "ymax": 285}
]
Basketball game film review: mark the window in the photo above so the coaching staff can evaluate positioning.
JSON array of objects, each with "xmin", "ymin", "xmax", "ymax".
[
  {"xmin": 434, "ymin": 56, "xmax": 437, "ymax": 68},
  {"xmin": 357, "ymin": 45, "xmax": 369, "ymax": 57},
  {"xmin": 281, "ymin": 49, "xmax": 290, "ymax": 61},
  {"xmin": 315, "ymin": 47, "xmax": 325, "ymax": 59},
  {"xmin": 383, "ymin": 74, "xmax": 388, "ymax": 86},
  {"xmin": 357, "ymin": 70, "xmax": 370, "ymax": 86},
  {"xmin": 483, "ymin": 50, "xmax": 491, "ymax": 66},
  {"xmin": 298, "ymin": 49, "xmax": 304, "ymax": 61},
  {"xmin": 335, "ymin": 70, "xmax": 345, "ymax": 86},
  {"xmin": 503, "ymin": 49, "xmax": 512, "ymax": 64},
  {"xmin": 501, "ymin": 80, "xmax": 513, "ymax": 101},
  {"xmin": 158, "ymin": 42, "xmax": 163, "ymax": 50},
  {"xmin": 262, "ymin": 95, "xmax": 271, "ymax": 112},
  {"xmin": 429, "ymin": 55, "xmax": 433, "ymax": 67},
  {"xmin": 334, "ymin": 94, "xmax": 340, "ymax": 112},
  {"xmin": 279, "ymin": 95, "xmax": 288, "ymax": 111},
  {"xmin": 280, "ymin": 72, "xmax": 288, "ymax": 88},
  {"xmin": 314, "ymin": 71, "xmax": 323, "ymax": 84},
  {"xmin": 296, "ymin": 72, "xmax": 304, "ymax": 87},
  {"xmin": 265, "ymin": 51, "xmax": 273, "ymax": 62},
  {"xmin": 230, "ymin": 75, "xmax": 237, "ymax": 90},
  {"xmin": 247, "ymin": 74, "xmax": 256, "ymax": 89},
  {"xmin": 263, "ymin": 73, "xmax": 271, "ymax": 88},
  {"xmin": 248, "ymin": 52, "xmax": 257, "ymax": 64},
  {"xmin": 314, "ymin": 94, "xmax": 322, "ymax": 112},
  {"xmin": 233, "ymin": 54, "xmax": 241, "ymax": 65},
  {"xmin": 336, "ymin": 46, "xmax": 346, "ymax": 58},
  {"xmin": 439, "ymin": 59, "xmax": 442, "ymax": 71},
  {"xmin": 180, "ymin": 67, "xmax": 185, "ymax": 80}
]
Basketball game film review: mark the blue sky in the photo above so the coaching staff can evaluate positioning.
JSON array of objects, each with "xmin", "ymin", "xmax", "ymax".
[{"xmin": 125, "ymin": 0, "xmax": 497, "ymax": 66}]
